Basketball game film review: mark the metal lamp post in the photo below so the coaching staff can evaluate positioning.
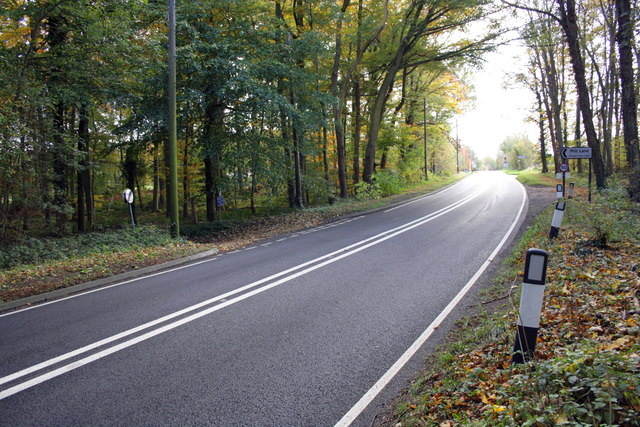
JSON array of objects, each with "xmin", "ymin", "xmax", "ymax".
[
  {"xmin": 168, "ymin": 0, "xmax": 179, "ymax": 237},
  {"xmin": 423, "ymin": 97, "xmax": 428, "ymax": 180}
]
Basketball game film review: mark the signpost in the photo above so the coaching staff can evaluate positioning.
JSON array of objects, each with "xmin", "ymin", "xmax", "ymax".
[
  {"xmin": 216, "ymin": 192, "xmax": 224, "ymax": 221},
  {"xmin": 559, "ymin": 163, "xmax": 569, "ymax": 197},
  {"xmin": 561, "ymin": 147, "xmax": 593, "ymax": 201},
  {"xmin": 560, "ymin": 147, "xmax": 592, "ymax": 159},
  {"xmin": 122, "ymin": 189, "xmax": 135, "ymax": 227}
]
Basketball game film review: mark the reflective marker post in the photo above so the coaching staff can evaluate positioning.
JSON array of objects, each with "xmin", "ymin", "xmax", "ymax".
[
  {"xmin": 568, "ymin": 182, "xmax": 575, "ymax": 199},
  {"xmin": 512, "ymin": 249, "xmax": 549, "ymax": 364},
  {"xmin": 549, "ymin": 200, "xmax": 566, "ymax": 239},
  {"xmin": 556, "ymin": 184, "xmax": 563, "ymax": 200}
]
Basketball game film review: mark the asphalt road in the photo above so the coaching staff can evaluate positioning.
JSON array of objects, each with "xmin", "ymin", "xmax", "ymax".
[{"xmin": 0, "ymin": 171, "xmax": 527, "ymax": 426}]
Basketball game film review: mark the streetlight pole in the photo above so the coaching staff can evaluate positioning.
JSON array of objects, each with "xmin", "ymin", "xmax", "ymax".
[
  {"xmin": 456, "ymin": 119, "xmax": 460, "ymax": 174},
  {"xmin": 168, "ymin": 0, "xmax": 179, "ymax": 237},
  {"xmin": 423, "ymin": 97, "xmax": 428, "ymax": 180}
]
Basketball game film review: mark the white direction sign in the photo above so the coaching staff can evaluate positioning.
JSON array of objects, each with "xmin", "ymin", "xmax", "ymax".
[{"xmin": 561, "ymin": 147, "xmax": 592, "ymax": 159}]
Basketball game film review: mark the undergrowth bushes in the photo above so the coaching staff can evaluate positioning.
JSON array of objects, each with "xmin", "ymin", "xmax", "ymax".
[{"xmin": 0, "ymin": 226, "xmax": 181, "ymax": 270}]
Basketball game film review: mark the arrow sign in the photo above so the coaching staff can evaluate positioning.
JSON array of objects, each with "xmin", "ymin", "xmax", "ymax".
[{"xmin": 561, "ymin": 147, "xmax": 592, "ymax": 159}]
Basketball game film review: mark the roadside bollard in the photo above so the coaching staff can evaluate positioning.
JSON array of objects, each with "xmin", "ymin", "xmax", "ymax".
[
  {"xmin": 556, "ymin": 184, "xmax": 563, "ymax": 199},
  {"xmin": 567, "ymin": 182, "xmax": 574, "ymax": 199},
  {"xmin": 548, "ymin": 200, "xmax": 565, "ymax": 239},
  {"xmin": 512, "ymin": 249, "xmax": 549, "ymax": 364}
]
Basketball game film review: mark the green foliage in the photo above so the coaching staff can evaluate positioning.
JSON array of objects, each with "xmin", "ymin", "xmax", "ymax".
[
  {"xmin": 354, "ymin": 181, "xmax": 382, "ymax": 201},
  {"xmin": 500, "ymin": 135, "xmax": 538, "ymax": 171},
  {"xmin": 568, "ymin": 182, "xmax": 640, "ymax": 247},
  {"xmin": 493, "ymin": 348, "xmax": 640, "ymax": 425},
  {"xmin": 179, "ymin": 220, "xmax": 239, "ymax": 238},
  {"xmin": 0, "ymin": 226, "xmax": 182, "ymax": 270},
  {"xmin": 373, "ymin": 170, "xmax": 404, "ymax": 197}
]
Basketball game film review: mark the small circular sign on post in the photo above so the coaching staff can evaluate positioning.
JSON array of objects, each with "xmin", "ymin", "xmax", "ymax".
[
  {"xmin": 122, "ymin": 189, "xmax": 136, "ymax": 227},
  {"xmin": 122, "ymin": 188, "xmax": 134, "ymax": 204},
  {"xmin": 559, "ymin": 163, "xmax": 569, "ymax": 172}
]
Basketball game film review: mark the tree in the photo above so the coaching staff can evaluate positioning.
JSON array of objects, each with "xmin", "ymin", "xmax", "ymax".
[
  {"xmin": 504, "ymin": 0, "xmax": 608, "ymax": 189},
  {"xmin": 362, "ymin": 0, "xmax": 495, "ymax": 183},
  {"xmin": 500, "ymin": 134, "xmax": 538, "ymax": 170},
  {"xmin": 615, "ymin": 0, "xmax": 640, "ymax": 200}
]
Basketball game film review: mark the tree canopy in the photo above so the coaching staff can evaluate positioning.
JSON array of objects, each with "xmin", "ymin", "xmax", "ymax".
[{"xmin": 1, "ymin": 0, "xmax": 637, "ymax": 238}]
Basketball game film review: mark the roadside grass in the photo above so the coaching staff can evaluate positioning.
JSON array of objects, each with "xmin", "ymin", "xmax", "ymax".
[
  {"xmin": 507, "ymin": 168, "xmax": 596, "ymax": 200},
  {"xmin": 0, "ymin": 174, "xmax": 465, "ymax": 304},
  {"xmin": 391, "ymin": 182, "xmax": 640, "ymax": 425},
  {"xmin": 505, "ymin": 169, "xmax": 557, "ymax": 187}
]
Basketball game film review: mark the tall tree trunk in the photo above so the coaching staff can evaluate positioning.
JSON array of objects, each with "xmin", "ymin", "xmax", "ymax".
[
  {"xmin": 364, "ymin": 47, "xmax": 404, "ymax": 183},
  {"xmin": 330, "ymin": 0, "xmax": 351, "ymax": 198},
  {"xmin": 615, "ymin": 0, "xmax": 640, "ymax": 200},
  {"xmin": 337, "ymin": 0, "xmax": 388, "ymax": 186},
  {"xmin": 52, "ymin": 102, "xmax": 68, "ymax": 233},
  {"xmin": 535, "ymin": 88, "xmax": 549, "ymax": 173},
  {"xmin": 352, "ymin": 75, "xmax": 362, "ymax": 185},
  {"xmin": 152, "ymin": 140, "xmax": 160, "ymax": 212},
  {"xmin": 322, "ymin": 123, "xmax": 331, "ymax": 202},
  {"xmin": 183, "ymin": 125, "xmax": 191, "ymax": 219},
  {"xmin": 48, "ymin": 15, "xmax": 69, "ymax": 234},
  {"xmin": 540, "ymin": 44, "xmax": 565, "ymax": 171},
  {"xmin": 204, "ymin": 156, "xmax": 215, "ymax": 221},
  {"xmin": 557, "ymin": 0, "xmax": 607, "ymax": 189},
  {"xmin": 352, "ymin": 0, "xmax": 364, "ymax": 186},
  {"xmin": 202, "ymin": 98, "xmax": 224, "ymax": 221},
  {"xmin": 574, "ymin": 96, "xmax": 583, "ymax": 174},
  {"xmin": 77, "ymin": 103, "xmax": 93, "ymax": 231}
]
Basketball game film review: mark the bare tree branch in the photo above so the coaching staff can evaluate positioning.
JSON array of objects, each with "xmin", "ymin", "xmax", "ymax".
[{"xmin": 500, "ymin": 0, "xmax": 561, "ymax": 23}]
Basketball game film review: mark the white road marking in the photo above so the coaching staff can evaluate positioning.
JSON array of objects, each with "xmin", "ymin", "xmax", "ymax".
[
  {"xmin": 384, "ymin": 179, "xmax": 464, "ymax": 212},
  {"xmin": 0, "ymin": 190, "xmax": 483, "ymax": 400},
  {"xmin": 334, "ymin": 181, "xmax": 527, "ymax": 427}
]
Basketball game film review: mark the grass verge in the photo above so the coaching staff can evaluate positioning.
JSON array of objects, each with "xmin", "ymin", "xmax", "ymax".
[{"xmin": 391, "ymin": 183, "xmax": 640, "ymax": 425}]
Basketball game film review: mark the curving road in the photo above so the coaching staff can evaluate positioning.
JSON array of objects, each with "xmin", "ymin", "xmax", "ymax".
[{"xmin": 0, "ymin": 171, "xmax": 526, "ymax": 426}]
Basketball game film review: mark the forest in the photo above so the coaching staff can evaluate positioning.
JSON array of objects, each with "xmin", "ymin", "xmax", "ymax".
[{"xmin": 0, "ymin": 0, "xmax": 638, "ymax": 239}]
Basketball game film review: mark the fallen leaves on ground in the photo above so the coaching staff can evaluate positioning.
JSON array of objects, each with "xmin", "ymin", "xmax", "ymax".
[
  {"xmin": 0, "ymin": 242, "xmax": 213, "ymax": 302},
  {"xmin": 393, "ymin": 200, "xmax": 640, "ymax": 426}
]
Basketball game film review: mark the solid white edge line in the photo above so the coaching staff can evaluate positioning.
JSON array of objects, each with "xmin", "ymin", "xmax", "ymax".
[
  {"xmin": 0, "ymin": 191, "xmax": 484, "ymax": 399},
  {"xmin": 334, "ymin": 180, "xmax": 528, "ymax": 427}
]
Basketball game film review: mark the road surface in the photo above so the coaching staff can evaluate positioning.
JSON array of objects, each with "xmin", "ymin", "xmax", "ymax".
[{"xmin": 0, "ymin": 171, "xmax": 526, "ymax": 426}]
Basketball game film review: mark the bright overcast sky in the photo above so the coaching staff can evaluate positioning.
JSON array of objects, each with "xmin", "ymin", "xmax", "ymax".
[{"xmin": 453, "ymin": 37, "xmax": 539, "ymax": 159}]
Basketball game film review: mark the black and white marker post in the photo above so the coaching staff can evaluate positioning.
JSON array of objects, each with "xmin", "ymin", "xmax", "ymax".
[
  {"xmin": 548, "ymin": 200, "xmax": 566, "ymax": 239},
  {"xmin": 568, "ymin": 182, "xmax": 575, "ymax": 199},
  {"xmin": 556, "ymin": 184, "xmax": 563, "ymax": 200},
  {"xmin": 122, "ymin": 188, "xmax": 136, "ymax": 227},
  {"xmin": 512, "ymin": 248, "xmax": 549, "ymax": 364}
]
